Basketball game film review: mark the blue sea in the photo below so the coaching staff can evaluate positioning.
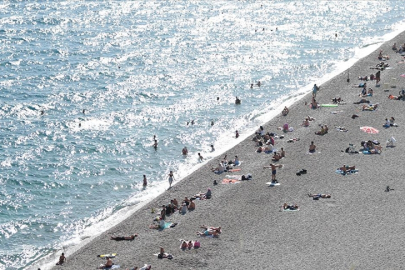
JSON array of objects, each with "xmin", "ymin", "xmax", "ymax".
[{"xmin": 0, "ymin": 1, "xmax": 404, "ymax": 269}]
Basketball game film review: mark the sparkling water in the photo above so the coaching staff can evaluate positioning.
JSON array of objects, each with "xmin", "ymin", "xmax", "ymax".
[{"xmin": 0, "ymin": 1, "xmax": 404, "ymax": 269}]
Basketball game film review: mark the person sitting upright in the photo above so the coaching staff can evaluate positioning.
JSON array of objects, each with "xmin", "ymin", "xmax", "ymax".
[
  {"xmin": 98, "ymin": 257, "xmax": 113, "ymax": 269},
  {"xmin": 309, "ymin": 141, "xmax": 316, "ymax": 153},
  {"xmin": 282, "ymin": 106, "xmax": 289, "ymax": 116},
  {"xmin": 56, "ymin": 253, "xmax": 66, "ymax": 265}
]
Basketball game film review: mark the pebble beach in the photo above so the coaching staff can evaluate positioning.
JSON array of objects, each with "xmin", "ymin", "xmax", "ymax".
[{"xmin": 44, "ymin": 31, "xmax": 405, "ymax": 270}]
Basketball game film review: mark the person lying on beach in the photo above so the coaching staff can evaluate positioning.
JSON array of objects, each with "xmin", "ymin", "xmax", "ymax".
[
  {"xmin": 336, "ymin": 126, "xmax": 348, "ymax": 132},
  {"xmin": 197, "ymin": 230, "xmax": 220, "ymax": 237},
  {"xmin": 257, "ymin": 146, "xmax": 273, "ymax": 153},
  {"xmin": 353, "ymin": 99, "xmax": 370, "ymax": 104},
  {"xmin": 282, "ymin": 203, "xmax": 299, "ymax": 210},
  {"xmin": 388, "ymin": 94, "xmax": 403, "ymax": 100},
  {"xmin": 331, "ymin": 97, "xmax": 343, "ymax": 104},
  {"xmin": 370, "ymin": 145, "xmax": 382, "ymax": 154},
  {"xmin": 195, "ymin": 188, "xmax": 212, "ymax": 200},
  {"xmin": 362, "ymin": 104, "xmax": 378, "ymax": 111},
  {"xmin": 97, "ymin": 257, "xmax": 113, "ymax": 269},
  {"xmin": 339, "ymin": 165, "xmax": 356, "ymax": 174},
  {"xmin": 308, "ymin": 193, "xmax": 331, "ymax": 200},
  {"xmin": 358, "ymin": 76, "xmax": 369, "ymax": 81},
  {"xmin": 126, "ymin": 265, "xmax": 151, "ymax": 270},
  {"xmin": 110, "ymin": 234, "xmax": 138, "ymax": 241},
  {"xmin": 200, "ymin": 225, "xmax": 222, "ymax": 233}
]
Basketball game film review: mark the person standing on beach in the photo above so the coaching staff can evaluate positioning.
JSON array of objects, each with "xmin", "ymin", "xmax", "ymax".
[
  {"xmin": 236, "ymin": 130, "xmax": 239, "ymax": 138},
  {"xmin": 168, "ymin": 171, "xmax": 175, "ymax": 188},
  {"xmin": 312, "ymin": 84, "xmax": 320, "ymax": 97},
  {"xmin": 263, "ymin": 163, "xmax": 282, "ymax": 182},
  {"xmin": 143, "ymin": 175, "xmax": 147, "ymax": 186}
]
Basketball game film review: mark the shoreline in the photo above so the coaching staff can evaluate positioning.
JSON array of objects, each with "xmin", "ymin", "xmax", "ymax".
[{"xmin": 39, "ymin": 29, "xmax": 405, "ymax": 270}]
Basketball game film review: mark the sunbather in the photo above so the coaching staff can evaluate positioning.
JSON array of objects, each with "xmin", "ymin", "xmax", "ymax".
[
  {"xmin": 362, "ymin": 104, "xmax": 378, "ymax": 111},
  {"xmin": 353, "ymin": 99, "xmax": 370, "ymax": 104},
  {"xmin": 339, "ymin": 165, "xmax": 356, "ymax": 174},
  {"xmin": 97, "ymin": 257, "xmax": 113, "ymax": 269},
  {"xmin": 200, "ymin": 225, "xmax": 222, "ymax": 233},
  {"xmin": 302, "ymin": 118, "xmax": 310, "ymax": 127},
  {"xmin": 110, "ymin": 234, "xmax": 138, "ymax": 241},
  {"xmin": 282, "ymin": 203, "xmax": 299, "ymax": 210},
  {"xmin": 197, "ymin": 230, "xmax": 219, "ymax": 237},
  {"xmin": 308, "ymin": 193, "xmax": 331, "ymax": 199}
]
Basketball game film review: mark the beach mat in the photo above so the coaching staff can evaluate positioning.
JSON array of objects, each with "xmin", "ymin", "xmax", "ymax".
[{"xmin": 266, "ymin": 182, "xmax": 280, "ymax": 186}]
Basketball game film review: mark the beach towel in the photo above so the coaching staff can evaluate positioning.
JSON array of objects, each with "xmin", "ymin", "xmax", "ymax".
[
  {"xmin": 280, "ymin": 208, "xmax": 299, "ymax": 212},
  {"xmin": 154, "ymin": 253, "xmax": 174, "ymax": 259},
  {"xmin": 227, "ymin": 168, "xmax": 241, "ymax": 172},
  {"xmin": 335, "ymin": 169, "xmax": 358, "ymax": 175},
  {"xmin": 99, "ymin": 265, "xmax": 120, "ymax": 269},
  {"xmin": 225, "ymin": 174, "xmax": 252, "ymax": 180},
  {"xmin": 97, "ymin": 253, "xmax": 117, "ymax": 258},
  {"xmin": 266, "ymin": 182, "xmax": 280, "ymax": 186}
]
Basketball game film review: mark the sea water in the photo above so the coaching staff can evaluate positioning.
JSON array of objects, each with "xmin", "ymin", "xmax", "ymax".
[{"xmin": 0, "ymin": 1, "xmax": 404, "ymax": 269}]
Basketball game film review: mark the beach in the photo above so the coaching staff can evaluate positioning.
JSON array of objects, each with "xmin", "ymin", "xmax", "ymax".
[{"xmin": 45, "ymin": 31, "xmax": 405, "ymax": 270}]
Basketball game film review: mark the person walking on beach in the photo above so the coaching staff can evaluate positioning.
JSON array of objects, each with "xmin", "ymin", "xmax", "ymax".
[
  {"xmin": 236, "ymin": 130, "xmax": 239, "ymax": 138},
  {"xmin": 263, "ymin": 163, "xmax": 282, "ymax": 182},
  {"xmin": 312, "ymin": 84, "xmax": 320, "ymax": 97},
  {"xmin": 168, "ymin": 171, "xmax": 175, "ymax": 188},
  {"xmin": 143, "ymin": 175, "xmax": 147, "ymax": 186},
  {"xmin": 198, "ymin": 153, "xmax": 203, "ymax": 162}
]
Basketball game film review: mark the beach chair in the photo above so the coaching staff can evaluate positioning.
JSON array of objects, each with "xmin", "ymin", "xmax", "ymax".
[{"xmin": 386, "ymin": 137, "xmax": 396, "ymax": 147}]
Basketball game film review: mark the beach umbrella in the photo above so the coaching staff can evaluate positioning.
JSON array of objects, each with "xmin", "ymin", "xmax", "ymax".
[{"xmin": 360, "ymin": 126, "xmax": 379, "ymax": 134}]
